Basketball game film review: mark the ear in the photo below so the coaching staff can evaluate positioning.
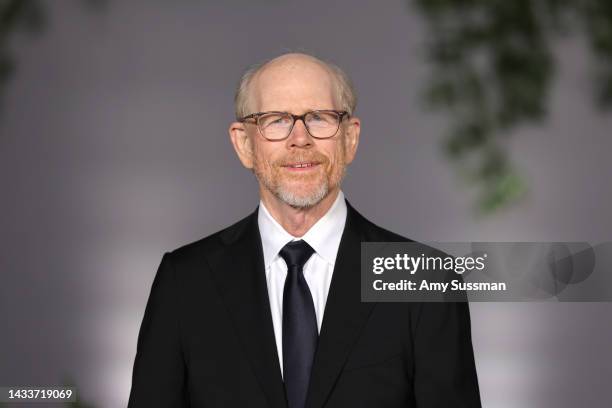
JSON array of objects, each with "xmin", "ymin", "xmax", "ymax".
[
  {"xmin": 229, "ymin": 121, "xmax": 254, "ymax": 169},
  {"xmin": 343, "ymin": 115, "xmax": 360, "ymax": 164}
]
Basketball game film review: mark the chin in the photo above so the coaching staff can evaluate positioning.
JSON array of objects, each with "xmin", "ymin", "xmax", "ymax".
[{"xmin": 275, "ymin": 183, "xmax": 329, "ymax": 209}]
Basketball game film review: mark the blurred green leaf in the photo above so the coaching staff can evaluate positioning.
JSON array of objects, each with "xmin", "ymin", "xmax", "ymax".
[{"xmin": 413, "ymin": 0, "xmax": 612, "ymax": 214}]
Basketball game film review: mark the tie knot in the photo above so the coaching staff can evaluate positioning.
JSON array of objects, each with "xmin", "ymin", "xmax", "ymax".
[{"xmin": 279, "ymin": 240, "xmax": 315, "ymax": 270}]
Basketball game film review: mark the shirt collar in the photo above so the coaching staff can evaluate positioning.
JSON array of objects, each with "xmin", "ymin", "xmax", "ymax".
[{"xmin": 258, "ymin": 191, "xmax": 347, "ymax": 268}]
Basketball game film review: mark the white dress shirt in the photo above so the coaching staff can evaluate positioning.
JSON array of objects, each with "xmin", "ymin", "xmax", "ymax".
[{"xmin": 258, "ymin": 191, "xmax": 347, "ymax": 378}]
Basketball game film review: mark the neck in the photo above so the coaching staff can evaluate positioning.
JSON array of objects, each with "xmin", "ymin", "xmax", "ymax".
[{"xmin": 260, "ymin": 188, "xmax": 340, "ymax": 237}]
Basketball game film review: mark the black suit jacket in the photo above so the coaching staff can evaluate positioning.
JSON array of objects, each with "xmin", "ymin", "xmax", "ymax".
[{"xmin": 128, "ymin": 201, "xmax": 481, "ymax": 407}]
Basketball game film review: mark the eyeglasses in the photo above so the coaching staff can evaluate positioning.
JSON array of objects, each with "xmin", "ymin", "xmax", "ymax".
[{"xmin": 239, "ymin": 110, "xmax": 349, "ymax": 141}]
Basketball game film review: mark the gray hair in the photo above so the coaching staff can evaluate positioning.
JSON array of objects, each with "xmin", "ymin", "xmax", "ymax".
[{"xmin": 233, "ymin": 53, "xmax": 357, "ymax": 120}]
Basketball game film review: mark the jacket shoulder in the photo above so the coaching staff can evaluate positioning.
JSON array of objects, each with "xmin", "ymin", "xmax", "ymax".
[
  {"xmin": 165, "ymin": 209, "xmax": 257, "ymax": 263},
  {"xmin": 347, "ymin": 201, "xmax": 413, "ymax": 243}
]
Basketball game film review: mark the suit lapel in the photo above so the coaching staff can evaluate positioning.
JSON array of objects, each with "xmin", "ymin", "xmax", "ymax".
[
  {"xmin": 208, "ymin": 203, "xmax": 375, "ymax": 408},
  {"xmin": 208, "ymin": 209, "xmax": 288, "ymax": 408},
  {"xmin": 305, "ymin": 203, "xmax": 377, "ymax": 408}
]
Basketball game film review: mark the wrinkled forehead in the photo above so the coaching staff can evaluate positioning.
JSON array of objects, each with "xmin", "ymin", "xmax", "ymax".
[{"xmin": 249, "ymin": 57, "xmax": 339, "ymax": 113}]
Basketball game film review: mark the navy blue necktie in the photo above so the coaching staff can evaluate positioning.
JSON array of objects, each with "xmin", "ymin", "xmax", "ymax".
[{"xmin": 280, "ymin": 240, "xmax": 317, "ymax": 408}]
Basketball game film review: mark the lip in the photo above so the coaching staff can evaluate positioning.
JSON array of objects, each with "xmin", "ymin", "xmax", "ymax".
[{"xmin": 281, "ymin": 162, "xmax": 321, "ymax": 171}]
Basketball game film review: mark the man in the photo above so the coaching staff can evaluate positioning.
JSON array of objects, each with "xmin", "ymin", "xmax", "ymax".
[{"xmin": 128, "ymin": 53, "xmax": 481, "ymax": 407}]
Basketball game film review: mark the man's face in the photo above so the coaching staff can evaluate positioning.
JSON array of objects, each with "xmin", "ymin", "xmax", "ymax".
[{"xmin": 230, "ymin": 57, "xmax": 360, "ymax": 209}]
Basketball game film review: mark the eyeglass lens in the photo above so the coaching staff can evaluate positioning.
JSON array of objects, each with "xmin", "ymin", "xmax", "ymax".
[{"xmin": 258, "ymin": 111, "xmax": 341, "ymax": 139}]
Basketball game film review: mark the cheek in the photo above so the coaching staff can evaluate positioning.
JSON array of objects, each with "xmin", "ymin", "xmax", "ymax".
[
  {"xmin": 252, "ymin": 143, "xmax": 275, "ymax": 169},
  {"xmin": 326, "ymin": 142, "xmax": 346, "ymax": 168}
]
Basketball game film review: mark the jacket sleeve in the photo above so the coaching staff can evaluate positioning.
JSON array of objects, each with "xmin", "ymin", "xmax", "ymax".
[
  {"xmin": 128, "ymin": 253, "xmax": 190, "ymax": 407},
  {"xmin": 412, "ymin": 301, "xmax": 482, "ymax": 408}
]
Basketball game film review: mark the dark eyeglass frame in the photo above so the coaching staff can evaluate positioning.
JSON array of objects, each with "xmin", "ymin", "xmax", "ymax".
[{"xmin": 239, "ymin": 109, "xmax": 350, "ymax": 141}]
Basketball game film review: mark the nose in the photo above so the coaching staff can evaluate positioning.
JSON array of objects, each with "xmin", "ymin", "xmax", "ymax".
[{"xmin": 286, "ymin": 118, "xmax": 313, "ymax": 148}]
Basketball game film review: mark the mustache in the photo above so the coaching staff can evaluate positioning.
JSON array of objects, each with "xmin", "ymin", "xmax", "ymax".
[{"xmin": 274, "ymin": 151, "xmax": 329, "ymax": 166}]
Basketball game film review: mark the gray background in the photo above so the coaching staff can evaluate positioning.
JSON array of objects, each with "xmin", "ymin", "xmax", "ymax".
[{"xmin": 1, "ymin": 1, "xmax": 611, "ymax": 407}]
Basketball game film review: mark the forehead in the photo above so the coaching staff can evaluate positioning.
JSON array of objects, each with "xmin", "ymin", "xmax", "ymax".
[{"xmin": 250, "ymin": 57, "xmax": 339, "ymax": 113}]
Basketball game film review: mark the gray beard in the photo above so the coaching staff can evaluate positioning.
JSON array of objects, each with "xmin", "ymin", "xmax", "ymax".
[
  {"xmin": 274, "ymin": 179, "xmax": 329, "ymax": 209},
  {"xmin": 253, "ymin": 159, "xmax": 346, "ymax": 209}
]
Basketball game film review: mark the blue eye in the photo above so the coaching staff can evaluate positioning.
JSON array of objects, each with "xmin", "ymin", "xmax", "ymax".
[
  {"xmin": 261, "ymin": 113, "xmax": 292, "ymax": 128},
  {"xmin": 307, "ymin": 112, "xmax": 337, "ymax": 126}
]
